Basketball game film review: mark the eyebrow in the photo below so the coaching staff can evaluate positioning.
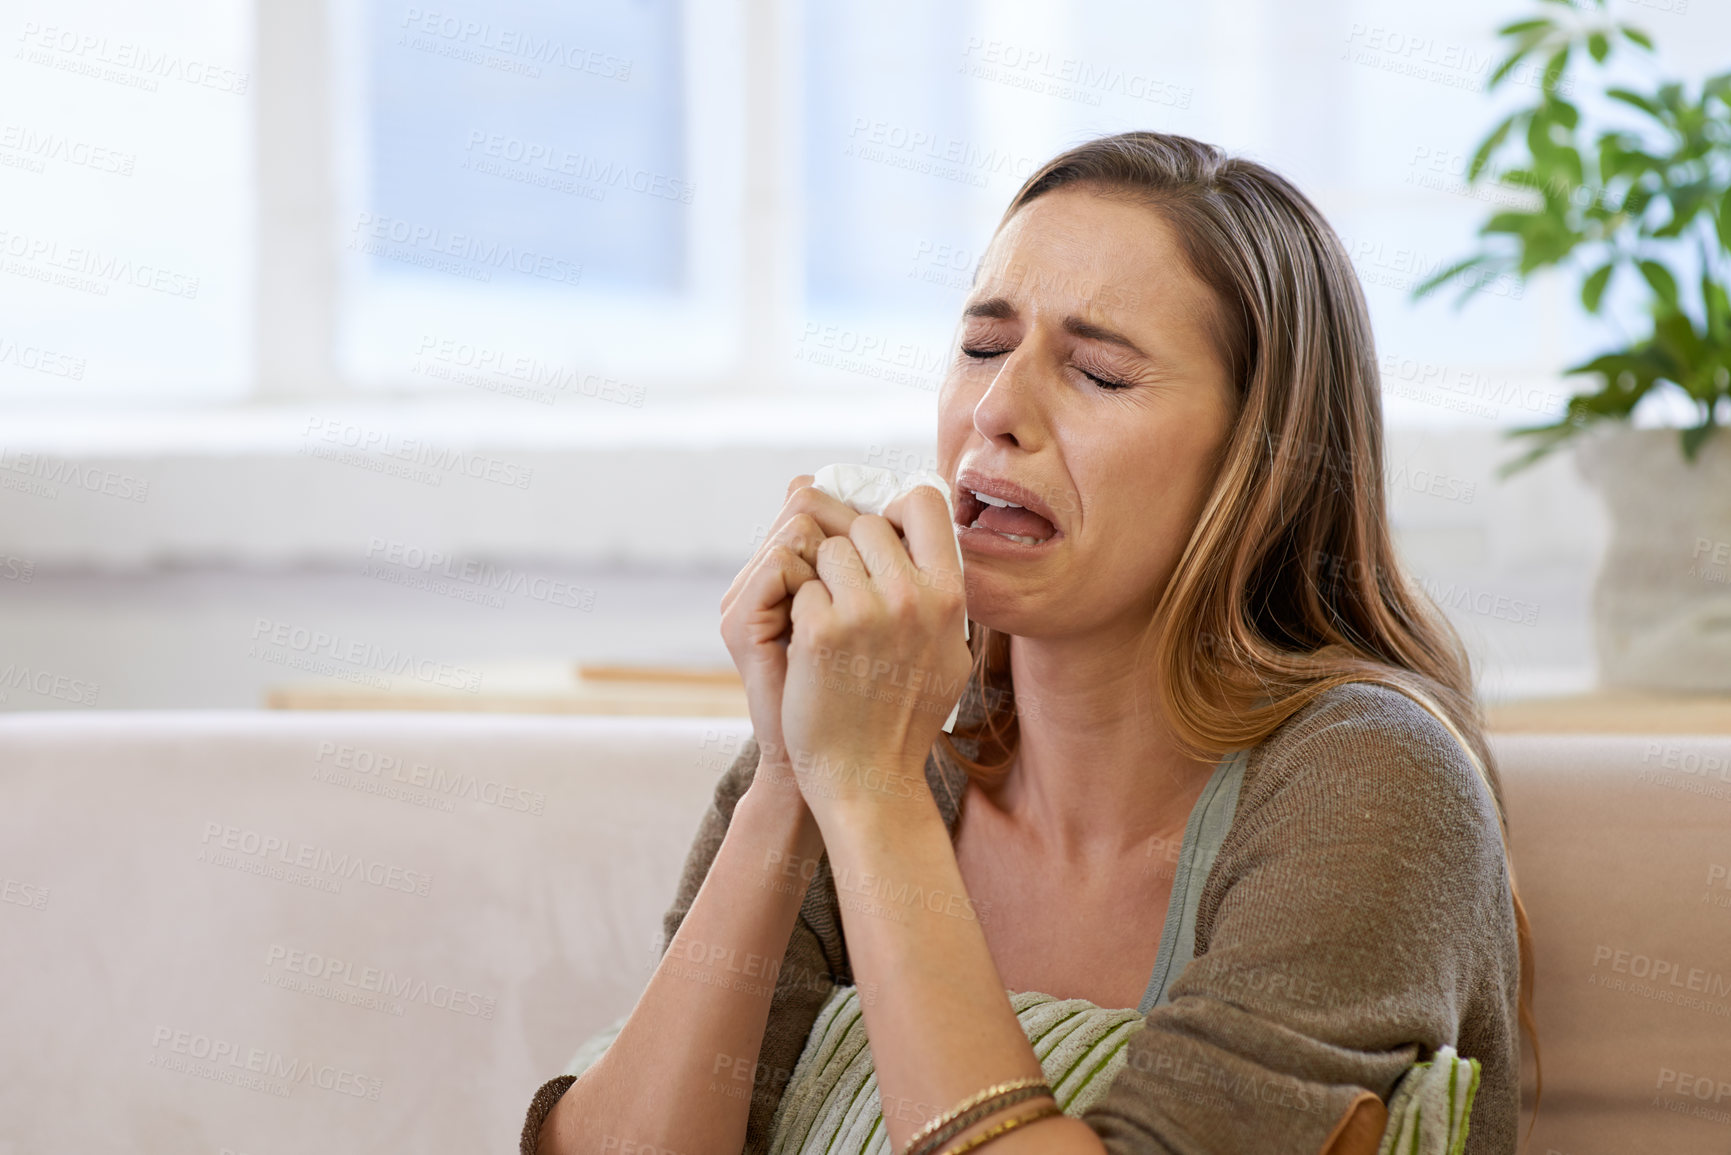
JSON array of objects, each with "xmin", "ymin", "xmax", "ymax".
[{"xmin": 961, "ymin": 296, "xmax": 1151, "ymax": 360}]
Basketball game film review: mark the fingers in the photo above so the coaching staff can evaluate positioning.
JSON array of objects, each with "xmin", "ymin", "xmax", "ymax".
[
  {"xmin": 722, "ymin": 511, "xmax": 827, "ymax": 614},
  {"xmin": 726, "ymin": 545, "xmax": 818, "ymax": 647},
  {"xmin": 771, "ymin": 480, "xmax": 858, "ymax": 540},
  {"xmin": 724, "ymin": 478, "xmax": 861, "ymax": 608},
  {"xmin": 845, "ymin": 493, "xmax": 966, "ymax": 627},
  {"xmin": 811, "ymin": 533, "xmax": 877, "ymax": 615},
  {"xmin": 881, "ymin": 485, "xmax": 964, "ymax": 579},
  {"xmin": 844, "ymin": 512, "xmax": 913, "ymax": 583},
  {"xmin": 788, "ymin": 566, "xmax": 834, "ymax": 637}
]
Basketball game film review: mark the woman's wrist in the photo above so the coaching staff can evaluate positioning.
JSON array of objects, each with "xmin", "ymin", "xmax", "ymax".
[
  {"xmin": 791, "ymin": 746, "xmax": 941, "ymax": 836},
  {"xmin": 736, "ymin": 765, "xmax": 824, "ymax": 864}
]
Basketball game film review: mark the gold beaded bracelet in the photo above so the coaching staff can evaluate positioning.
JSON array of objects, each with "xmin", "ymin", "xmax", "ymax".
[
  {"xmin": 934, "ymin": 1100, "xmax": 1064, "ymax": 1155},
  {"xmin": 901, "ymin": 1077, "xmax": 1053, "ymax": 1155}
]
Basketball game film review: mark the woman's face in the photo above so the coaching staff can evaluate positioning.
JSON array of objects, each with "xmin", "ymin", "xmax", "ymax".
[{"xmin": 937, "ymin": 184, "xmax": 1239, "ymax": 641}]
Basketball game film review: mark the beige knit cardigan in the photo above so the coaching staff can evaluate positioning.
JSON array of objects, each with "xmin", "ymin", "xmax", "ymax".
[{"xmin": 521, "ymin": 680, "xmax": 1520, "ymax": 1154}]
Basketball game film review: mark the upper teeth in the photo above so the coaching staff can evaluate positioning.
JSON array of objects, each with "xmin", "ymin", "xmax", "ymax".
[{"xmin": 973, "ymin": 491, "xmax": 1023, "ymax": 509}]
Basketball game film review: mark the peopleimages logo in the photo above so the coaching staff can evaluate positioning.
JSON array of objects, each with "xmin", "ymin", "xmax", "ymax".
[
  {"xmin": 0, "ymin": 333, "xmax": 87, "ymax": 378},
  {"xmin": 198, "ymin": 820, "xmax": 434, "ymax": 897},
  {"xmin": 397, "ymin": 8, "xmax": 632, "ymax": 80},
  {"xmin": 0, "ymin": 662, "xmax": 99, "ymax": 706},
  {"xmin": 264, "ymin": 944, "xmax": 497, "ymax": 1019},
  {"xmin": 15, "ymin": 22, "xmax": 251, "ymax": 95},
  {"xmin": 347, "ymin": 213, "xmax": 582, "ymax": 287},
  {"xmin": 249, "ymin": 617, "xmax": 485, "ymax": 693},
  {"xmin": 0, "ymin": 123, "xmax": 136, "ymax": 176},
  {"xmin": 148, "ymin": 1026, "xmax": 382, "ymax": 1100},
  {"xmin": 300, "ymin": 417, "xmax": 535, "ymax": 489},
  {"xmin": 363, "ymin": 537, "xmax": 596, "ymax": 612},
  {"xmin": 0, "ymin": 226, "xmax": 200, "ymax": 298},
  {"xmin": 314, "ymin": 739, "xmax": 547, "ymax": 815},
  {"xmin": 0, "ymin": 444, "xmax": 149, "ymax": 502}
]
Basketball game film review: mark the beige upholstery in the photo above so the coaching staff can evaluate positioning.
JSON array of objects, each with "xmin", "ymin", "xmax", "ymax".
[
  {"xmin": 1496, "ymin": 734, "xmax": 1731, "ymax": 1153},
  {"xmin": 0, "ymin": 715, "xmax": 1726, "ymax": 1152},
  {"xmin": 0, "ymin": 712, "xmax": 743, "ymax": 1154}
]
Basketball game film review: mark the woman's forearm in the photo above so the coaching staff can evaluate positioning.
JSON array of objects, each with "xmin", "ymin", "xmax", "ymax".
[
  {"xmin": 819, "ymin": 787, "xmax": 1104, "ymax": 1155},
  {"xmin": 539, "ymin": 765, "xmax": 824, "ymax": 1155}
]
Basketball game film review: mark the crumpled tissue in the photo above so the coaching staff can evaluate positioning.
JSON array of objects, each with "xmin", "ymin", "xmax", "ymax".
[{"xmin": 809, "ymin": 463, "xmax": 967, "ymax": 733}]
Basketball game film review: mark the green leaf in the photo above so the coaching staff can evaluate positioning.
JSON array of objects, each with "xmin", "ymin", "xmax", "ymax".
[
  {"xmin": 1488, "ymin": 49, "xmax": 1536, "ymax": 91},
  {"xmin": 1498, "ymin": 167, "xmax": 1541, "ymax": 193},
  {"xmin": 1653, "ymin": 310, "xmax": 1703, "ymax": 374},
  {"xmin": 1526, "ymin": 111, "xmax": 1561, "ymax": 165},
  {"xmin": 1639, "ymin": 260, "xmax": 1680, "ymax": 305},
  {"xmin": 1620, "ymin": 26, "xmax": 1654, "ymax": 51},
  {"xmin": 1485, "ymin": 210, "xmax": 1537, "ymax": 236},
  {"xmin": 1469, "ymin": 116, "xmax": 1517, "ymax": 182},
  {"xmin": 1413, "ymin": 256, "xmax": 1489, "ymax": 301},
  {"xmin": 1498, "ymin": 18, "xmax": 1555, "ymax": 37},
  {"xmin": 1519, "ymin": 217, "xmax": 1584, "ymax": 271},
  {"xmin": 1597, "ymin": 135, "xmax": 1636, "ymax": 181},
  {"xmin": 1566, "ymin": 351, "xmax": 1652, "ymax": 378},
  {"xmin": 1606, "ymin": 88, "xmax": 1661, "ymax": 118},
  {"xmin": 1718, "ymin": 187, "xmax": 1731, "ymax": 253},
  {"xmin": 1498, "ymin": 423, "xmax": 1593, "ymax": 478},
  {"xmin": 1682, "ymin": 421, "xmax": 1717, "ymax": 461},
  {"xmin": 1588, "ymin": 32, "xmax": 1609, "ymax": 63},
  {"xmin": 1582, "ymin": 263, "xmax": 1615, "ymax": 312},
  {"xmin": 1705, "ymin": 275, "xmax": 1731, "ymax": 340},
  {"xmin": 1553, "ymin": 147, "xmax": 1585, "ymax": 191},
  {"xmin": 1542, "ymin": 45, "xmax": 1571, "ymax": 94}
]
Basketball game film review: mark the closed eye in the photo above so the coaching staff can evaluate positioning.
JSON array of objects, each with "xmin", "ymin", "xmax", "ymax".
[
  {"xmin": 962, "ymin": 344, "xmax": 1133, "ymax": 391},
  {"xmin": 1077, "ymin": 365, "xmax": 1133, "ymax": 390}
]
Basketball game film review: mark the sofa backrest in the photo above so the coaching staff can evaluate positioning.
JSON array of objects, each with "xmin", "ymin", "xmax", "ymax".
[
  {"xmin": 1, "ymin": 716, "xmax": 1726, "ymax": 1154},
  {"xmin": 0, "ymin": 711, "xmax": 749, "ymax": 1155},
  {"xmin": 1494, "ymin": 733, "xmax": 1731, "ymax": 1154}
]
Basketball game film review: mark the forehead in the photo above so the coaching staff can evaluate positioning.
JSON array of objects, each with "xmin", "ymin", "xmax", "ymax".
[{"xmin": 970, "ymin": 185, "xmax": 1199, "ymax": 324}]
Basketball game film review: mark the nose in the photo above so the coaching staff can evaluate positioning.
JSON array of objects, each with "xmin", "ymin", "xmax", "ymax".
[{"xmin": 971, "ymin": 346, "xmax": 1047, "ymax": 452}]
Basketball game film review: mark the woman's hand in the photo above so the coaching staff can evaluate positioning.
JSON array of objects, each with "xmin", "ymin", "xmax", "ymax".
[
  {"xmin": 781, "ymin": 484, "xmax": 970, "ymax": 827},
  {"xmin": 719, "ymin": 476, "xmax": 863, "ymax": 791}
]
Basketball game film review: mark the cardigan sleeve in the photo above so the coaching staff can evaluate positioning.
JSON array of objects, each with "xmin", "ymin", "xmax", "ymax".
[
  {"xmin": 518, "ymin": 733, "xmax": 846, "ymax": 1155},
  {"xmin": 1081, "ymin": 683, "xmax": 1521, "ymax": 1155}
]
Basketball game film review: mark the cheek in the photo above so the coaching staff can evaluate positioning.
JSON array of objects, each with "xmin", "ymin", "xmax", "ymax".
[
  {"xmin": 1076, "ymin": 433, "xmax": 1215, "ymax": 550},
  {"xmin": 936, "ymin": 372, "xmax": 978, "ymax": 456}
]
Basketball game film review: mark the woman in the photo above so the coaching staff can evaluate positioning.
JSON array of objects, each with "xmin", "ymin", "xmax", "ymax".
[{"xmin": 525, "ymin": 132, "xmax": 1531, "ymax": 1155}]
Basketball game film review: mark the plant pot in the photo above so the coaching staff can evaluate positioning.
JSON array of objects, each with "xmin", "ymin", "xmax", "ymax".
[{"xmin": 1574, "ymin": 425, "xmax": 1731, "ymax": 692}]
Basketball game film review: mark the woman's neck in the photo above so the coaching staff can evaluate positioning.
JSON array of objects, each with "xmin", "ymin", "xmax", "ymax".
[{"xmin": 982, "ymin": 628, "xmax": 1222, "ymax": 862}]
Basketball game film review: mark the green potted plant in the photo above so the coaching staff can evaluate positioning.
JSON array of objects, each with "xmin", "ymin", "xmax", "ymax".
[{"xmin": 1416, "ymin": 0, "xmax": 1731, "ymax": 692}]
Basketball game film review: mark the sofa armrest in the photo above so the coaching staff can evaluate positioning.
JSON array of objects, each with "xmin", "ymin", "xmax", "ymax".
[{"xmin": 1319, "ymin": 1090, "xmax": 1387, "ymax": 1155}]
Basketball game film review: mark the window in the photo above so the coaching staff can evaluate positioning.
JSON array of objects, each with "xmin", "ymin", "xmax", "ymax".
[
  {"xmin": 0, "ymin": 1, "xmax": 253, "ymax": 404},
  {"xmin": 333, "ymin": 0, "xmax": 744, "ymax": 396},
  {"xmin": 9, "ymin": 0, "xmax": 1727, "ymax": 427}
]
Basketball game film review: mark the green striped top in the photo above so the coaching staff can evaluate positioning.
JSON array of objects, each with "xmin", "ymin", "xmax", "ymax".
[{"xmin": 759, "ymin": 747, "xmax": 1249, "ymax": 1154}]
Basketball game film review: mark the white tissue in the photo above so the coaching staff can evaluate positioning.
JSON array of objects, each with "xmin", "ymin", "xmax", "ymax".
[{"xmin": 809, "ymin": 463, "xmax": 967, "ymax": 734}]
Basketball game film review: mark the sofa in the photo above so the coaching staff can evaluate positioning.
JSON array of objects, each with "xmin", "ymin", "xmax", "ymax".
[{"xmin": 0, "ymin": 711, "xmax": 1726, "ymax": 1153}]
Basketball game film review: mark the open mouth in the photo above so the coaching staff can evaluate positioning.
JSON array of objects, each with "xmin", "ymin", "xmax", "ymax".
[{"xmin": 954, "ymin": 488, "xmax": 1060, "ymax": 545}]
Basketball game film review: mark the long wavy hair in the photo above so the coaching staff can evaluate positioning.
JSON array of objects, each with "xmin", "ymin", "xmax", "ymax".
[{"xmin": 938, "ymin": 130, "xmax": 1540, "ymax": 1124}]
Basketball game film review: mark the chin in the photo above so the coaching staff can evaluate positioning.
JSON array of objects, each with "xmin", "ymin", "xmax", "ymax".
[
  {"xmin": 960, "ymin": 572, "xmax": 1056, "ymax": 640},
  {"xmin": 963, "ymin": 567, "xmax": 1160, "ymax": 645}
]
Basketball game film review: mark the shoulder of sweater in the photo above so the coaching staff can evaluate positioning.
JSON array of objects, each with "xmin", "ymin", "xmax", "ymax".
[
  {"xmin": 1239, "ymin": 681, "xmax": 1499, "ymax": 835},
  {"xmin": 1201, "ymin": 681, "xmax": 1514, "ymax": 965}
]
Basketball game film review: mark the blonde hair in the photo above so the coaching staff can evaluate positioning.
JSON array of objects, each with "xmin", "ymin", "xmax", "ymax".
[{"xmin": 940, "ymin": 131, "xmax": 1539, "ymax": 1120}]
